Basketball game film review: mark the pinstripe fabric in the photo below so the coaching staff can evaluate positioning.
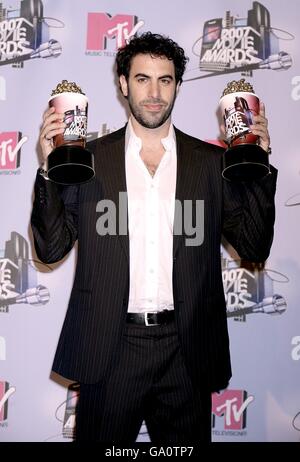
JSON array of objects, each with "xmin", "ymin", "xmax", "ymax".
[
  {"xmin": 75, "ymin": 321, "xmax": 211, "ymax": 442},
  {"xmin": 31, "ymin": 126, "xmax": 277, "ymax": 393}
]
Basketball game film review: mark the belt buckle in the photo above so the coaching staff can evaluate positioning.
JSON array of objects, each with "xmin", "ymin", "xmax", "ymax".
[{"xmin": 145, "ymin": 312, "xmax": 158, "ymax": 326}]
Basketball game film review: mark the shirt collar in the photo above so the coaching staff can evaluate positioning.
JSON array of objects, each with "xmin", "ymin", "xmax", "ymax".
[
  {"xmin": 125, "ymin": 118, "xmax": 142, "ymax": 154},
  {"xmin": 125, "ymin": 117, "xmax": 176, "ymax": 155},
  {"xmin": 161, "ymin": 124, "xmax": 176, "ymax": 152}
]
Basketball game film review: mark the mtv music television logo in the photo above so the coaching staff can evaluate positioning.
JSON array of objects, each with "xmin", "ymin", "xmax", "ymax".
[
  {"xmin": 86, "ymin": 13, "xmax": 144, "ymax": 52},
  {"xmin": 0, "ymin": 132, "xmax": 27, "ymax": 172},
  {"xmin": 212, "ymin": 389, "xmax": 254, "ymax": 432},
  {"xmin": 0, "ymin": 381, "xmax": 16, "ymax": 422}
]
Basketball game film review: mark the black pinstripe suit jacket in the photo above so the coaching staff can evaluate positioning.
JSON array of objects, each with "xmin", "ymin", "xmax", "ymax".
[{"xmin": 31, "ymin": 126, "xmax": 277, "ymax": 391}]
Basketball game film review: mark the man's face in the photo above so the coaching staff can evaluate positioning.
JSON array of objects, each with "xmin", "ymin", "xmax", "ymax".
[{"xmin": 119, "ymin": 53, "xmax": 179, "ymax": 129}]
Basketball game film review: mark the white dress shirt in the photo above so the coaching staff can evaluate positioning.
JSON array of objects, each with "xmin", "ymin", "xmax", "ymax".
[{"xmin": 125, "ymin": 119, "xmax": 177, "ymax": 313}]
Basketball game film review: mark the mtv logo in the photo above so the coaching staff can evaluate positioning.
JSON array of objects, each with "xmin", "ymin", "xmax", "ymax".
[
  {"xmin": 0, "ymin": 382, "xmax": 9, "ymax": 421},
  {"xmin": 0, "ymin": 132, "xmax": 27, "ymax": 170},
  {"xmin": 86, "ymin": 13, "xmax": 140, "ymax": 50},
  {"xmin": 0, "ymin": 381, "xmax": 15, "ymax": 422},
  {"xmin": 0, "ymin": 336, "xmax": 6, "ymax": 360},
  {"xmin": 212, "ymin": 389, "xmax": 254, "ymax": 430}
]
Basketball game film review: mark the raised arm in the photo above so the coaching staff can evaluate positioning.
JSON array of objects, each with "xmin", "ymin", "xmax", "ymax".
[
  {"xmin": 222, "ymin": 101, "xmax": 277, "ymax": 262},
  {"xmin": 31, "ymin": 107, "xmax": 78, "ymax": 263}
]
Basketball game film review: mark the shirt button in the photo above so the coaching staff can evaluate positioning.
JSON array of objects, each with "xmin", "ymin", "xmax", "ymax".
[{"xmin": 149, "ymin": 269, "xmax": 154, "ymax": 274}]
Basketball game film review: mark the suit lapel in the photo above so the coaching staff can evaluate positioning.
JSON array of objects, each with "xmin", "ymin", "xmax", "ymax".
[
  {"xmin": 96, "ymin": 128, "xmax": 129, "ymax": 262},
  {"xmin": 173, "ymin": 128, "xmax": 204, "ymax": 257}
]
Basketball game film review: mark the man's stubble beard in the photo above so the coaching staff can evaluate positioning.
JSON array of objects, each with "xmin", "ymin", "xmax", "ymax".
[{"xmin": 127, "ymin": 88, "xmax": 177, "ymax": 129}]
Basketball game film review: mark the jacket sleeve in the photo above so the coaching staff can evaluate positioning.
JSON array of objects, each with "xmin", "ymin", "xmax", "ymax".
[
  {"xmin": 30, "ymin": 171, "xmax": 79, "ymax": 263},
  {"xmin": 222, "ymin": 165, "xmax": 277, "ymax": 262}
]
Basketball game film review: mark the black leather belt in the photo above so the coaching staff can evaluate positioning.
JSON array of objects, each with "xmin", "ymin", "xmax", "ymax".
[{"xmin": 126, "ymin": 310, "xmax": 175, "ymax": 326}]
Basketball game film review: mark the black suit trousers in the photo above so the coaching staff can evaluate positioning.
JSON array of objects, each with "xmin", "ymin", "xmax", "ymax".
[{"xmin": 75, "ymin": 320, "xmax": 212, "ymax": 443}]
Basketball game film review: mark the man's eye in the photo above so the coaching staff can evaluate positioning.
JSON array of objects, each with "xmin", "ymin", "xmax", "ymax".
[
  {"xmin": 161, "ymin": 79, "xmax": 171, "ymax": 85},
  {"xmin": 137, "ymin": 77, "xmax": 147, "ymax": 83}
]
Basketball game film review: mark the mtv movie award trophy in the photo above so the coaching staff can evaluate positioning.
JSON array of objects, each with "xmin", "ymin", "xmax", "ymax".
[
  {"xmin": 47, "ymin": 80, "xmax": 95, "ymax": 184},
  {"xmin": 219, "ymin": 79, "xmax": 270, "ymax": 181}
]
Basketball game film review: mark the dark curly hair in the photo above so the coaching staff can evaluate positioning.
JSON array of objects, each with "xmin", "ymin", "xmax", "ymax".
[{"xmin": 116, "ymin": 32, "xmax": 189, "ymax": 84}]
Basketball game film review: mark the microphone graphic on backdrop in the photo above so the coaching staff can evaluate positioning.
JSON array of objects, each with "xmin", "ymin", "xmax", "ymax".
[
  {"xmin": 0, "ymin": 285, "xmax": 49, "ymax": 308},
  {"xmin": 226, "ymin": 294, "xmax": 286, "ymax": 318}
]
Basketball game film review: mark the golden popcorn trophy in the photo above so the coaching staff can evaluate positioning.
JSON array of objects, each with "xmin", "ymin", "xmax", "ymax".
[
  {"xmin": 47, "ymin": 80, "xmax": 95, "ymax": 184},
  {"xmin": 219, "ymin": 79, "xmax": 270, "ymax": 181}
]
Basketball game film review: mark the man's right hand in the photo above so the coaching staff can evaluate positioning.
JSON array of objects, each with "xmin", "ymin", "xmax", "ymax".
[{"xmin": 39, "ymin": 107, "xmax": 66, "ymax": 162}]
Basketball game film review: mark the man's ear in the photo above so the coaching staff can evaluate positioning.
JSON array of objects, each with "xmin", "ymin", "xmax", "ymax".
[
  {"xmin": 176, "ymin": 82, "xmax": 181, "ymax": 96},
  {"xmin": 119, "ymin": 75, "xmax": 128, "ymax": 97}
]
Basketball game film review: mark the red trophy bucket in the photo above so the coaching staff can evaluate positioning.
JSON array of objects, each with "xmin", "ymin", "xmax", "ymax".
[
  {"xmin": 47, "ymin": 80, "xmax": 94, "ymax": 185},
  {"xmin": 220, "ymin": 79, "xmax": 270, "ymax": 181}
]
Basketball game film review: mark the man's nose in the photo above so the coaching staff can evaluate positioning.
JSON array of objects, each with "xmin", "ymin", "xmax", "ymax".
[{"xmin": 148, "ymin": 81, "xmax": 160, "ymax": 99}]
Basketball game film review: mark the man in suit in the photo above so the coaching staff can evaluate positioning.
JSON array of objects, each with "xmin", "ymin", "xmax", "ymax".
[{"xmin": 31, "ymin": 32, "xmax": 277, "ymax": 443}]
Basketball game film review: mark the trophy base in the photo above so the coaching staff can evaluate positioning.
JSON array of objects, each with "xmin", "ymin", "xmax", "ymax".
[
  {"xmin": 47, "ymin": 145, "xmax": 95, "ymax": 185},
  {"xmin": 222, "ymin": 144, "xmax": 270, "ymax": 181}
]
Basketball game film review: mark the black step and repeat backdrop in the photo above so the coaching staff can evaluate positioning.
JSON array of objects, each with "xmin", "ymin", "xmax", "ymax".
[{"xmin": 0, "ymin": 0, "xmax": 299, "ymax": 442}]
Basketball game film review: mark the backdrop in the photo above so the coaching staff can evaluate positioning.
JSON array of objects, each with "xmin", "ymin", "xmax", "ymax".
[{"xmin": 0, "ymin": 0, "xmax": 299, "ymax": 442}]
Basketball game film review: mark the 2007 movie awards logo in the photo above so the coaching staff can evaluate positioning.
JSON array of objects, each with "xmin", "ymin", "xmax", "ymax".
[
  {"xmin": 221, "ymin": 254, "xmax": 288, "ymax": 322},
  {"xmin": 86, "ymin": 12, "xmax": 144, "ymax": 57},
  {"xmin": 185, "ymin": 1, "xmax": 294, "ymax": 82},
  {"xmin": 0, "ymin": 231, "xmax": 50, "ymax": 313},
  {"xmin": 0, "ymin": 0, "xmax": 63, "ymax": 68}
]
